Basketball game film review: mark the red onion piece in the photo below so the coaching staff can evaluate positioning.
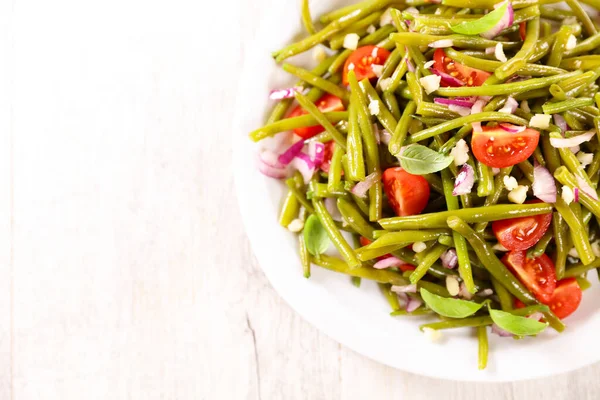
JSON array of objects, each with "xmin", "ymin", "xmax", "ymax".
[
  {"xmin": 499, "ymin": 97, "xmax": 518, "ymax": 114},
  {"xmin": 278, "ymin": 140, "xmax": 305, "ymax": 165},
  {"xmin": 453, "ymin": 164, "xmax": 475, "ymax": 196},
  {"xmin": 550, "ymin": 131, "xmax": 595, "ymax": 148},
  {"xmin": 459, "ymin": 282, "xmax": 473, "ymax": 300},
  {"xmin": 553, "ymin": 114, "xmax": 568, "ymax": 133},
  {"xmin": 381, "ymin": 130, "xmax": 392, "ymax": 145},
  {"xmin": 481, "ymin": 0, "xmax": 514, "ymax": 39},
  {"xmin": 440, "ymin": 248, "xmax": 458, "ymax": 269},
  {"xmin": 258, "ymin": 151, "xmax": 290, "ymax": 179},
  {"xmin": 373, "ymin": 124, "xmax": 381, "ymax": 144},
  {"xmin": 269, "ymin": 86, "xmax": 302, "ymax": 100},
  {"xmin": 574, "ymin": 187, "xmax": 580, "ymax": 203},
  {"xmin": 406, "ymin": 57, "xmax": 415, "ymax": 73},
  {"xmin": 431, "ymin": 68, "xmax": 465, "ymax": 87},
  {"xmin": 449, "ymin": 104, "xmax": 471, "ymax": 116},
  {"xmin": 260, "ymin": 149, "xmax": 284, "ymax": 168},
  {"xmin": 528, "ymin": 312, "xmax": 544, "ymax": 322},
  {"xmin": 291, "ymin": 153, "xmax": 316, "ymax": 184},
  {"xmin": 374, "ymin": 257, "xmax": 408, "ymax": 270},
  {"xmin": 533, "ymin": 162, "xmax": 557, "ymax": 203},
  {"xmin": 499, "ymin": 123, "xmax": 526, "ymax": 133},
  {"xmin": 391, "ymin": 284, "xmax": 418, "ymax": 293},
  {"xmin": 492, "ymin": 324, "xmax": 513, "ymax": 337},
  {"xmin": 396, "ymin": 291, "xmax": 409, "ymax": 305},
  {"xmin": 434, "ymin": 97, "xmax": 476, "ymax": 108},
  {"xmin": 406, "ymin": 296, "xmax": 423, "ymax": 313},
  {"xmin": 470, "ymin": 98, "xmax": 488, "ymax": 131},
  {"xmin": 576, "ymin": 175, "xmax": 599, "ymax": 200},
  {"xmin": 351, "ymin": 172, "xmax": 381, "ymax": 198},
  {"xmin": 308, "ymin": 141, "xmax": 325, "ymax": 165},
  {"xmin": 325, "ymin": 197, "xmax": 342, "ymax": 221}
]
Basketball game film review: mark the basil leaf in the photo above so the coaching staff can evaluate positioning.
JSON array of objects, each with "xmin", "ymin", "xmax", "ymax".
[
  {"xmin": 398, "ymin": 144, "xmax": 454, "ymax": 175},
  {"xmin": 450, "ymin": 1, "xmax": 509, "ymax": 35},
  {"xmin": 489, "ymin": 308, "xmax": 548, "ymax": 336},
  {"xmin": 420, "ymin": 288, "xmax": 484, "ymax": 318},
  {"xmin": 303, "ymin": 214, "xmax": 330, "ymax": 256}
]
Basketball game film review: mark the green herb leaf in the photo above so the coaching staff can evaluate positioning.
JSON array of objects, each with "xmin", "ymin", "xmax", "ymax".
[
  {"xmin": 303, "ymin": 214, "xmax": 330, "ymax": 256},
  {"xmin": 399, "ymin": 144, "xmax": 454, "ymax": 175},
  {"xmin": 450, "ymin": 1, "xmax": 509, "ymax": 35},
  {"xmin": 489, "ymin": 308, "xmax": 548, "ymax": 336},
  {"xmin": 420, "ymin": 288, "xmax": 484, "ymax": 318}
]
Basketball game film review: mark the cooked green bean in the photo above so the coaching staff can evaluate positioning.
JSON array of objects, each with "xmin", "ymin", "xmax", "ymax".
[
  {"xmin": 391, "ymin": 33, "xmax": 520, "ymax": 50},
  {"xmin": 476, "ymin": 161, "xmax": 494, "ymax": 198},
  {"xmin": 420, "ymin": 316, "xmax": 493, "ymax": 331},
  {"xmin": 346, "ymin": 103, "xmax": 366, "ymax": 181},
  {"xmin": 284, "ymin": 64, "xmax": 349, "ymax": 101},
  {"xmin": 495, "ymin": 18, "xmax": 539, "ymax": 80},
  {"xmin": 337, "ymin": 198, "xmax": 375, "ymax": 239},
  {"xmin": 445, "ymin": 49, "xmax": 566, "ymax": 76},
  {"xmin": 565, "ymin": 0, "xmax": 597, "ymax": 37},
  {"xmin": 250, "ymin": 111, "xmax": 349, "ymax": 141},
  {"xmin": 389, "ymin": 101, "xmax": 417, "ymax": 155},
  {"xmin": 359, "ymin": 79, "xmax": 398, "ymax": 133},
  {"xmin": 301, "ymin": 0, "xmax": 316, "ymax": 34},
  {"xmin": 369, "ymin": 229, "xmax": 451, "ymax": 248},
  {"xmin": 531, "ymin": 229, "xmax": 553, "ymax": 257},
  {"xmin": 554, "ymin": 196, "xmax": 595, "ymax": 266},
  {"xmin": 295, "ymin": 92, "xmax": 347, "ymax": 150},
  {"xmin": 492, "ymin": 277, "xmax": 514, "ymax": 311},
  {"xmin": 410, "ymin": 243, "xmax": 448, "ymax": 284},
  {"xmin": 328, "ymin": 12, "xmax": 383, "ymax": 50},
  {"xmin": 542, "ymin": 97, "xmax": 594, "ymax": 114},
  {"xmin": 312, "ymin": 254, "xmax": 406, "ymax": 285},
  {"xmin": 299, "ymin": 235, "xmax": 311, "ymax": 278}
]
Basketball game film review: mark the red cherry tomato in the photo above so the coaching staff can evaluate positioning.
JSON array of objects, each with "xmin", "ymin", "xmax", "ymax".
[
  {"xmin": 288, "ymin": 94, "xmax": 345, "ymax": 139},
  {"xmin": 319, "ymin": 141, "xmax": 335, "ymax": 173},
  {"xmin": 433, "ymin": 49, "xmax": 491, "ymax": 87},
  {"xmin": 471, "ymin": 125, "xmax": 540, "ymax": 168},
  {"xmin": 359, "ymin": 237, "xmax": 416, "ymax": 271},
  {"xmin": 519, "ymin": 22, "xmax": 527, "ymax": 41},
  {"xmin": 492, "ymin": 201, "xmax": 553, "ymax": 251},
  {"xmin": 342, "ymin": 45, "xmax": 391, "ymax": 86},
  {"xmin": 547, "ymin": 278, "xmax": 583, "ymax": 319},
  {"xmin": 382, "ymin": 168, "xmax": 430, "ymax": 217},
  {"xmin": 501, "ymin": 251, "xmax": 557, "ymax": 303},
  {"xmin": 514, "ymin": 298, "xmax": 526, "ymax": 309}
]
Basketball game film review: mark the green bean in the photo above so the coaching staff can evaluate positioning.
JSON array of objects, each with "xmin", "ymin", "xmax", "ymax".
[
  {"xmin": 283, "ymin": 64, "xmax": 349, "ymax": 101},
  {"xmin": 273, "ymin": 0, "xmax": 394, "ymax": 62},
  {"xmin": 328, "ymin": 12, "xmax": 383, "ymax": 50},
  {"xmin": 423, "ymin": 174, "xmax": 445, "ymax": 195},
  {"xmin": 560, "ymin": 55, "xmax": 600, "ymax": 70},
  {"xmin": 420, "ymin": 316, "xmax": 493, "ymax": 331},
  {"xmin": 435, "ymin": 71, "xmax": 580, "ymax": 97},
  {"xmin": 587, "ymin": 152, "xmax": 600, "ymax": 179},
  {"xmin": 417, "ymin": 102, "xmax": 461, "ymax": 119},
  {"xmin": 295, "ymin": 92, "xmax": 347, "ymax": 150},
  {"xmin": 357, "ymin": 243, "xmax": 411, "ymax": 261},
  {"xmin": 391, "ymin": 308, "xmax": 435, "ymax": 316},
  {"xmin": 385, "ymin": 52, "xmax": 410, "ymax": 93},
  {"xmin": 444, "ymin": 49, "xmax": 566, "ymax": 76},
  {"xmin": 442, "ymin": 0, "xmax": 546, "ymax": 9},
  {"xmin": 379, "ymin": 47, "xmax": 404, "ymax": 83},
  {"xmin": 410, "ymin": 243, "xmax": 448, "ymax": 284},
  {"xmin": 531, "ymin": 228, "xmax": 553, "ymax": 257},
  {"xmin": 346, "ymin": 103, "xmax": 366, "ymax": 181},
  {"xmin": 380, "ymin": 283, "xmax": 401, "ymax": 312},
  {"xmin": 478, "ymin": 325, "xmax": 488, "ymax": 371},
  {"xmin": 419, "ymin": 280, "xmax": 451, "ymax": 297},
  {"xmin": 382, "ymin": 91, "xmax": 401, "ymax": 120},
  {"xmin": 554, "ymin": 195, "xmax": 595, "ymax": 266},
  {"xmin": 279, "ymin": 188, "xmax": 300, "ymax": 227},
  {"xmin": 553, "ymin": 213, "xmax": 568, "ymax": 279},
  {"xmin": 541, "ymin": 134, "xmax": 562, "ymax": 173},
  {"xmin": 564, "ymin": 257, "xmax": 600, "ymax": 278},
  {"xmin": 406, "ymin": 71, "xmax": 423, "ymax": 107},
  {"xmin": 299, "ymin": 235, "xmax": 311, "ymax": 278},
  {"xmin": 389, "ymin": 101, "xmax": 416, "ymax": 156},
  {"xmin": 549, "ymin": 84, "xmax": 567, "ymax": 101},
  {"xmin": 313, "ymin": 198, "xmax": 361, "ymax": 268},
  {"xmin": 250, "ymin": 111, "xmax": 349, "ymax": 142},
  {"xmin": 540, "ymin": 5, "xmax": 574, "ymax": 20},
  {"xmin": 476, "ymin": 161, "xmax": 494, "ymax": 197},
  {"xmin": 359, "ymin": 79, "xmax": 398, "ymax": 133},
  {"xmin": 565, "ymin": 32, "xmax": 600, "ymax": 58},
  {"xmin": 439, "ymin": 125, "xmax": 473, "ymax": 154},
  {"xmin": 327, "ymin": 143, "xmax": 344, "ymax": 192},
  {"xmin": 495, "ymin": 18, "xmax": 539, "ymax": 80},
  {"xmin": 301, "ymin": 0, "xmax": 316, "ymax": 34},
  {"xmin": 408, "ymin": 112, "xmax": 529, "ymax": 143},
  {"xmin": 553, "ymin": 133, "xmax": 595, "ymax": 188},
  {"xmin": 391, "ymin": 33, "xmax": 520, "ymax": 50},
  {"xmin": 517, "ymin": 160, "xmax": 535, "ymax": 183},
  {"xmin": 548, "ymin": 25, "xmax": 576, "ymax": 67},
  {"xmin": 337, "ymin": 198, "xmax": 375, "ymax": 240},
  {"xmin": 554, "ymin": 166, "xmax": 600, "ymax": 220},
  {"xmin": 565, "ymin": 0, "xmax": 597, "ymax": 37},
  {"xmin": 491, "ymin": 277, "xmax": 514, "ymax": 311},
  {"xmin": 312, "ymin": 254, "xmax": 407, "ymax": 285},
  {"xmin": 511, "ymin": 305, "xmax": 551, "ymax": 316},
  {"xmin": 370, "ymin": 229, "xmax": 451, "ymax": 248},
  {"xmin": 542, "ymin": 97, "xmax": 594, "ymax": 114}
]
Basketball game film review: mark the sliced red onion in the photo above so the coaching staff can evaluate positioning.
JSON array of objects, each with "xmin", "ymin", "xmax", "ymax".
[
  {"xmin": 259, "ymin": 149, "xmax": 284, "ymax": 168},
  {"xmin": 308, "ymin": 141, "xmax": 325, "ymax": 165},
  {"xmin": 406, "ymin": 296, "xmax": 423, "ymax": 313},
  {"xmin": 553, "ymin": 114, "xmax": 568, "ymax": 133},
  {"xmin": 396, "ymin": 291, "xmax": 408, "ymax": 305},
  {"xmin": 373, "ymin": 124, "xmax": 381, "ymax": 144},
  {"xmin": 478, "ymin": 288, "xmax": 494, "ymax": 297},
  {"xmin": 506, "ymin": 75, "xmax": 528, "ymax": 83},
  {"xmin": 429, "ymin": 39, "xmax": 454, "ymax": 48},
  {"xmin": 470, "ymin": 98, "xmax": 487, "ymax": 133},
  {"xmin": 459, "ymin": 282, "xmax": 473, "ymax": 300},
  {"xmin": 406, "ymin": 54, "xmax": 415, "ymax": 73},
  {"xmin": 481, "ymin": 0, "xmax": 514, "ymax": 40},
  {"xmin": 258, "ymin": 151, "xmax": 290, "ymax": 179},
  {"xmin": 381, "ymin": 129, "xmax": 392, "ymax": 145},
  {"xmin": 528, "ymin": 312, "xmax": 544, "ymax": 322},
  {"xmin": 391, "ymin": 284, "xmax": 417, "ymax": 293},
  {"xmin": 550, "ymin": 131, "xmax": 595, "ymax": 148},
  {"xmin": 453, "ymin": 164, "xmax": 475, "ymax": 196},
  {"xmin": 499, "ymin": 123, "xmax": 526, "ymax": 133},
  {"xmin": 278, "ymin": 140, "xmax": 305, "ymax": 165},
  {"xmin": 431, "ymin": 68, "xmax": 465, "ymax": 87},
  {"xmin": 291, "ymin": 153, "xmax": 316, "ymax": 184},
  {"xmin": 449, "ymin": 104, "xmax": 471, "ymax": 116},
  {"xmin": 351, "ymin": 172, "xmax": 381, "ymax": 198},
  {"xmin": 569, "ymin": 145, "xmax": 581, "ymax": 154},
  {"xmin": 499, "ymin": 97, "xmax": 518, "ymax": 114},
  {"xmin": 440, "ymin": 248, "xmax": 458, "ymax": 269},
  {"xmin": 325, "ymin": 197, "xmax": 342, "ymax": 221},
  {"xmin": 492, "ymin": 324, "xmax": 513, "ymax": 337},
  {"xmin": 375, "ymin": 257, "xmax": 408, "ymax": 270},
  {"xmin": 434, "ymin": 97, "xmax": 476, "ymax": 107},
  {"xmin": 574, "ymin": 187, "xmax": 580, "ymax": 203},
  {"xmin": 533, "ymin": 162, "xmax": 557, "ymax": 203},
  {"xmin": 269, "ymin": 86, "xmax": 302, "ymax": 100},
  {"xmin": 576, "ymin": 175, "xmax": 599, "ymax": 200}
]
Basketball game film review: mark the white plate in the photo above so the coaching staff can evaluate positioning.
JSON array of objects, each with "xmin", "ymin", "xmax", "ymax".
[{"xmin": 232, "ymin": 0, "xmax": 600, "ymax": 381}]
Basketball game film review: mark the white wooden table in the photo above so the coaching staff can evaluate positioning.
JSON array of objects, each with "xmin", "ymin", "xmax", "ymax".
[{"xmin": 1, "ymin": 0, "xmax": 599, "ymax": 398}]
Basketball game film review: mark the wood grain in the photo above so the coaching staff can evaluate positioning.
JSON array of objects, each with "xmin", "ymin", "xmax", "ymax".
[{"xmin": 2, "ymin": 0, "xmax": 599, "ymax": 399}]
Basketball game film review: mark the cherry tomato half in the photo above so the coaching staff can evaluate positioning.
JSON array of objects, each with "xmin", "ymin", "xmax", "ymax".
[
  {"xmin": 502, "ymin": 251, "xmax": 557, "ymax": 303},
  {"xmin": 359, "ymin": 237, "xmax": 416, "ymax": 271},
  {"xmin": 547, "ymin": 278, "xmax": 582, "ymax": 319},
  {"xmin": 471, "ymin": 125, "xmax": 540, "ymax": 168},
  {"xmin": 519, "ymin": 22, "xmax": 527, "ymax": 41},
  {"xmin": 288, "ymin": 94, "xmax": 345, "ymax": 139},
  {"xmin": 492, "ymin": 201, "xmax": 553, "ymax": 251},
  {"xmin": 343, "ymin": 45, "xmax": 391, "ymax": 86},
  {"xmin": 433, "ymin": 49, "xmax": 491, "ymax": 87},
  {"xmin": 382, "ymin": 168, "xmax": 430, "ymax": 217}
]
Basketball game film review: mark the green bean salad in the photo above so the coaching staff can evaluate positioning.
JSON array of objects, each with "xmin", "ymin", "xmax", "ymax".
[{"xmin": 249, "ymin": 0, "xmax": 600, "ymax": 369}]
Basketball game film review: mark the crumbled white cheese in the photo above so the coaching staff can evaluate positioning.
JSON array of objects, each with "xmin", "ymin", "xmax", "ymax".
[
  {"xmin": 434, "ymin": 7, "xmax": 443, "ymax": 15},
  {"xmin": 577, "ymin": 152, "xmax": 594, "ymax": 168},
  {"xmin": 564, "ymin": 16, "xmax": 578, "ymax": 25},
  {"xmin": 380, "ymin": 8, "xmax": 394, "ymax": 26},
  {"xmin": 343, "ymin": 33, "xmax": 360, "ymax": 50},
  {"xmin": 492, "ymin": 168, "xmax": 501, "ymax": 176},
  {"xmin": 287, "ymin": 219, "xmax": 304, "ymax": 232},
  {"xmin": 530, "ymin": 114, "xmax": 551, "ymax": 129},
  {"xmin": 379, "ymin": 77, "xmax": 393, "ymax": 91},
  {"xmin": 423, "ymin": 327, "xmax": 443, "ymax": 342},
  {"xmin": 503, "ymin": 176, "xmax": 519, "ymax": 191},
  {"xmin": 429, "ymin": 39, "xmax": 454, "ymax": 48},
  {"xmin": 371, "ymin": 64, "xmax": 384, "ymax": 77},
  {"xmin": 566, "ymin": 34, "xmax": 577, "ymax": 51},
  {"xmin": 495, "ymin": 43, "xmax": 507, "ymax": 62},
  {"xmin": 372, "ymin": 47, "xmax": 380, "ymax": 58},
  {"xmin": 574, "ymin": 60, "xmax": 582, "ymax": 69},
  {"xmin": 508, "ymin": 185, "xmax": 529, "ymax": 204},
  {"xmin": 423, "ymin": 60, "xmax": 435, "ymax": 69},
  {"xmin": 405, "ymin": 6, "xmax": 419, "ymax": 15},
  {"xmin": 492, "ymin": 243, "xmax": 509, "ymax": 252},
  {"xmin": 366, "ymin": 24, "xmax": 376, "ymax": 34},
  {"xmin": 450, "ymin": 139, "xmax": 470, "ymax": 166},
  {"xmin": 413, "ymin": 242, "xmax": 427, "ymax": 253},
  {"xmin": 347, "ymin": 63, "xmax": 355, "ymax": 71},
  {"xmin": 298, "ymin": 206, "xmax": 307, "ymax": 221},
  {"xmin": 368, "ymin": 100, "xmax": 380, "ymax": 116},
  {"xmin": 562, "ymin": 185, "xmax": 574, "ymax": 205},
  {"xmin": 521, "ymin": 100, "xmax": 530, "ymax": 113},
  {"xmin": 446, "ymin": 276, "xmax": 460, "ymax": 297},
  {"xmin": 568, "ymin": 247, "xmax": 579, "ymax": 259},
  {"xmin": 419, "ymin": 74, "xmax": 441, "ymax": 95},
  {"xmin": 313, "ymin": 46, "xmax": 327, "ymax": 62},
  {"xmin": 592, "ymin": 242, "xmax": 600, "ymax": 257},
  {"xmin": 569, "ymin": 145, "xmax": 581, "ymax": 154}
]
